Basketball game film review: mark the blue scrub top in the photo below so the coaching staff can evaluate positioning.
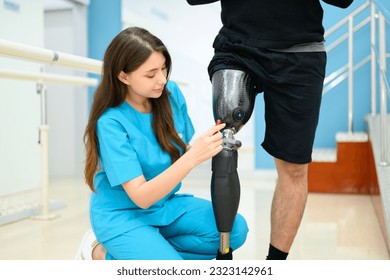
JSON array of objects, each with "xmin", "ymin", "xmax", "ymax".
[{"xmin": 90, "ymin": 81, "xmax": 195, "ymax": 242}]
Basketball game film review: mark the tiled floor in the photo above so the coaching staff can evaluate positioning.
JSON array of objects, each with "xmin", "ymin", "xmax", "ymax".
[{"xmin": 0, "ymin": 151, "xmax": 388, "ymax": 260}]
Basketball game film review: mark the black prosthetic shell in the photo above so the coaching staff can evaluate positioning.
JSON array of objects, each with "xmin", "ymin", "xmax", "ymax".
[{"xmin": 212, "ymin": 69, "xmax": 257, "ymax": 133}]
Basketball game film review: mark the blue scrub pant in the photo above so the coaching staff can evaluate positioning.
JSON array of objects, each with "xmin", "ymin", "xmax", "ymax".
[{"xmin": 101, "ymin": 197, "xmax": 248, "ymax": 260}]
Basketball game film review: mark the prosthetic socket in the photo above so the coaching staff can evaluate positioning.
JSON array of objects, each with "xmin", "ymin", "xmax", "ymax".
[{"xmin": 210, "ymin": 69, "xmax": 257, "ymax": 258}]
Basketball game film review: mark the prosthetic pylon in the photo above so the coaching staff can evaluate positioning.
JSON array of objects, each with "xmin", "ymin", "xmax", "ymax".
[
  {"xmin": 210, "ymin": 69, "xmax": 257, "ymax": 260},
  {"xmin": 211, "ymin": 128, "xmax": 241, "ymax": 260}
]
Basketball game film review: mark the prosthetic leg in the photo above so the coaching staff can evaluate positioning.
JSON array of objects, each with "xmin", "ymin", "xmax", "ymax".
[{"xmin": 211, "ymin": 69, "xmax": 257, "ymax": 260}]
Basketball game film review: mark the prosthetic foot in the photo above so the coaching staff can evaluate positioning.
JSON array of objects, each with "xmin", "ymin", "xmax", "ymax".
[{"xmin": 210, "ymin": 69, "xmax": 257, "ymax": 260}]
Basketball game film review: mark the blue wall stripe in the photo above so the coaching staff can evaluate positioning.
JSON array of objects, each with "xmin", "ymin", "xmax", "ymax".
[{"xmin": 87, "ymin": 0, "xmax": 122, "ymax": 108}]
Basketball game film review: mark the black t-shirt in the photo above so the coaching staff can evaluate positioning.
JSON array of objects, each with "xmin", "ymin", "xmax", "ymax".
[{"xmin": 187, "ymin": 0, "xmax": 354, "ymax": 49}]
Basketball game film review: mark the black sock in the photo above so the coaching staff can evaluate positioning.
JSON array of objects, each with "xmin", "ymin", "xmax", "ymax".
[{"xmin": 266, "ymin": 244, "xmax": 289, "ymax": 260}]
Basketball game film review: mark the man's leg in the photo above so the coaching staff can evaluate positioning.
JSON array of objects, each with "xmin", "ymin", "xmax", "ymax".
[{"xmin": 268, "ymin": 158, "xmax": 308, "ymax": 259}]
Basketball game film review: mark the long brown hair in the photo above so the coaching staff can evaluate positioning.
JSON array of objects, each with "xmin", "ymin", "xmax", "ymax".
[{"xmin": 84, "ymin": 27, "xmax": 187, "ymax": 191}]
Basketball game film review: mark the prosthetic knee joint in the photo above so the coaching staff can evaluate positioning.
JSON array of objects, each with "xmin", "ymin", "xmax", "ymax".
[{"xmin": 210, "ymin": 69, "xmax": 257, "ymax": 259}]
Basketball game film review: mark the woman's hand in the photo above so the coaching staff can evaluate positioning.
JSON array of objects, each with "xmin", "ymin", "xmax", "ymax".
[
  {"xmin": 185, "ymin": 123, "xmax": 226, "ymax": 166},
  {"xmin": 123, "ymin": 122, "xmax": 226, "ymax": 209}
]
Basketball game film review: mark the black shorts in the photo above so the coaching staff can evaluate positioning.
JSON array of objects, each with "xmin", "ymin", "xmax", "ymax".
[{"xmin": 209, "ymin": 34, "xmax": 327, "ymax": 164}]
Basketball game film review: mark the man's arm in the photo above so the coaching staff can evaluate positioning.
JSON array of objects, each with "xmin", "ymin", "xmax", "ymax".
[
  {"xmin": 187, "ymin": 0, "xmax": 219, "ymax": 5},
  {"xmin": 322, "ymin": 0, "xmax": 354, "ymax": 8}
]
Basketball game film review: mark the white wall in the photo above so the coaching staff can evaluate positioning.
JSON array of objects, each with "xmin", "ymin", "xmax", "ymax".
[
  {"xmin": 0, "ymin": 0, "xmax": 44, "ymax": 196},
  {"xmin": 0, "ymin": 0, "xmax": 89, "ymax": 199},
  {"xmin": 44, "ymin": 2, "xmax": 89, "ymax": 178},
  {"xmin": 122, "ymin": 0, "xmax": 255, "ymax": 149}
]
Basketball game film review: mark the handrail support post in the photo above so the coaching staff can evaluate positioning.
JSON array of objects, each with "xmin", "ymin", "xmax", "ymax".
[
  {"xmin": 378, "ymin": 12, "xmax": 389, "ymax": 166},
  {"xmin": 348, "ymin": 16, "xmax": 354, "ymax": 134}
]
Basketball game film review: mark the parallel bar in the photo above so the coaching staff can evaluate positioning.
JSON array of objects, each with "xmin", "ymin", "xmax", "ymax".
[
  {"xmin": 0, "ymin": 68, "xmax": 98, "ymax": 86},
  {"xmin": 0, "ymin": 39, "xmax": 102, "ymax": 74}
]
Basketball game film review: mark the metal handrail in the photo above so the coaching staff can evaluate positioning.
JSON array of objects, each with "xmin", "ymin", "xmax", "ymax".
[
  {"xmin": 323, "ymin": 0, "xmax": 388, "ymax": 165},
  {"xmin": 0, "ymin": 39, "xmax": 102, "ymax": 220},
  {"xmin": 0, "ymin": 38, "xmax": 102, "ymax": 74},
  {"xmin": 324, "ymin": 1, "xmax": 370, "ymax": 37},
  {"xmin": 378, "ymin": 11, "xmax": 389, "ymax": 166},
  {"xmin": 326, "ymin": 16, "xmax": 371, "ymax": 53},
  {"xmin": 324, "ymin": 1, "xmax": 389, "ymax": 254},
  {"xmin": 373, "ymin": 0, "xmax": 390, "ymax": 23},
  {"xmin": 372, "ymin": 45, "xmax": 390, "ymax": 99},
  {"xmin": 323, "ymin": 55, "xmax": 371, "ymax": 94},
  {"xmin": 0, "ymin": 68, "xmax": 98, "ymax": 86},
  {"xmin": 0, "ymin": 38, "xmax": 101, "ymax": 87}
]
